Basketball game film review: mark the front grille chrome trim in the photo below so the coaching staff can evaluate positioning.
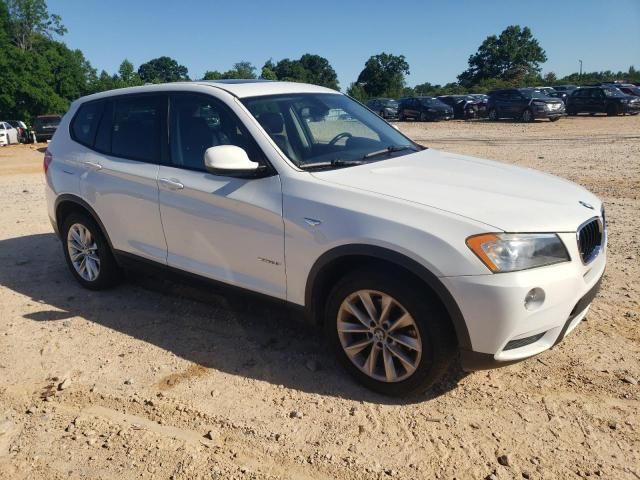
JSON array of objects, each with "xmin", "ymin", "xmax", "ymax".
[{"xmin": 576, "ymin": 216, "xmax": 604, "ymax": 265}]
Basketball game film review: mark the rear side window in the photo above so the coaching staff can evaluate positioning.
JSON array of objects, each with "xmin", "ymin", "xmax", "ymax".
[
  {"xmin": 71, "ymin": 101, "xmax": 104, "ymax": 147},
  {"xmin": 111, "ymin": 95, "xmax": 165, "ymax": 163}
]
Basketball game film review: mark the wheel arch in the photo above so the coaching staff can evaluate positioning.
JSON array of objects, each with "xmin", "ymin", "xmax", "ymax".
[
  {"xmin": 305, "ymin": 244, "xmax": 472, "ymax": 351},
  {"xmin": 54, "ymin": 194, "xmax": 114, "ymax": 251}
]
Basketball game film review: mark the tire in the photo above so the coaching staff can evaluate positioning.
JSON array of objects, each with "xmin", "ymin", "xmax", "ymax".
[
  {"xmin": 379, "ymin": 110, "xmax": 386, "ymax": 119},
  {"xmin": 324, "ymin": 268, "xmax": 456, "ymax": 396},
  {"xmin": 398, "ymin": 111, "xmax": 405, "ymax": 122},
  {"xmin": 606, "ymin": 104, "xmax": 618, "ymax": 116},
  {"xmin": 521, "ymin": 108, "xmax": 534, "ymax": 123},
  {"xmin": 419, "ymin": 112, "xmax": 427, "ymax": 122},
  {"xmin": 61, "ymin": 212, "xmax": 122, "ymax": 290},
  {"xmin": 549, "ymin": 117, "xmax": 560, "ymax": 122},
  {"xmin": 487, "ymin": 108, "xmax": 498, "ymax": 121},
  {"xmin": 566, "ymin": 106, "xmax": 577, "ymax": 116}
]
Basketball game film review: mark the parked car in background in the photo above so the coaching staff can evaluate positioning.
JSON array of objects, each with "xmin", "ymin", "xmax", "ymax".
[
  {"xmin": 0, "ymin": 122, "xmax": 19, "ymax": 146},
  {"xmin": 616, "ymin": 85, "xmax": 640, "ymax": 97},
  {"xmin": 566, "ymin": 86, "xmax": 640, "ymax": 116},
  {"xmin": 33, "ymin": 115, "xmax": 62, "ymax": 143},
  {"xmin": 397, "ymin": 96, "xmax": 453, "ymax": 121},
  {"xmin": 6, "ymin": 120, "xmax": 29, "ymax": 143},
  {"xmin": 437, "ymin": 95, "xmax": 483, "ymax": 119},
  {"xmin": 45, "ymin": 80, "xmax": 606, "ymax": 395},
  {"xmin": 366, "ymin": 98, "xmax": 399, "ymax": 119},
  {"xmin": 487, "ymin": 88, "xmax": 565, "ymax": 122}
]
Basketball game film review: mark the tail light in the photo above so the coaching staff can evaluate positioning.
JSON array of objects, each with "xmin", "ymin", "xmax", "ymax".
[{"xmin": 44, "ymin": 149, "xmax": 53, "ymax": 174}]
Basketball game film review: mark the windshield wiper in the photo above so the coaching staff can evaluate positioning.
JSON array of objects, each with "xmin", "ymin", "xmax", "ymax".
[
  {"xmin": 302, "ymin": 159, "xmax": 367, "ymax": 171},
  {"xmin": 363, "ymin": 144, "xmax": 417, "ymax": 160}
]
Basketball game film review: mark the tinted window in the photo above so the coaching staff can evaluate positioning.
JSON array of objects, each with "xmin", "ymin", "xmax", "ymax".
[
  {"xmin": 94, "ymin": 101, "xmax": 114, "ymax": 153},
  {"xmin": 169, "ymin": 93, "xmax": 264, "ymax": 171},
  {"xmin": 71, "ymin": 101, "xmax": 104, "ymax": 147},
  {"xmin": 111, "ymin": 95, "xmax": 165, "ymax": 162}
]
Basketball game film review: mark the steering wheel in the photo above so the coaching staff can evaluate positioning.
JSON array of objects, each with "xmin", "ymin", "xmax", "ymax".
[{"xmin": 328, "ymin": 132, "xmax": 353, "ymax": 146}]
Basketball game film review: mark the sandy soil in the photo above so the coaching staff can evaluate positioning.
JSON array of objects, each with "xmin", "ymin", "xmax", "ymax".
[{"xmin": 0, "ymin": 117, "xmax": 638, "ymax": 480}]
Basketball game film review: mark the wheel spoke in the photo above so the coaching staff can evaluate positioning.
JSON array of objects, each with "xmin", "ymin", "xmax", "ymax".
[
  {"xmin": 345, "ymin": 300, "xmax": 371, "ymax": 328},
  {"xmin": 386, "ymin": 344, "xmax": 417, "ymax": 373},
  {"xmin": 364, "ymin": 343, "xmax": 380, "ymax": 376},
  {"xmin": 382, "ymin": 345, "xmax": 397, "ymax": 382},
  {"xmin": 337, "ymin": 321, "xmax": 370, "ymax": 334},
  {"xmin": 389, "ymin": 333, "xmax": 421, "ymax": 352},
  {"xmin": 358, "ymin": 291, "xmax": 378, "ymax": 323},
  {"xmin": 70, "ymin": 251, "xmax": 83, "ymax": 262},
  {"xmin": 344, "ymin": 338, "xmax": 373, "ymax": 356},
  {"xmin": 379, "ymin": 295, "xmax": 393, "ymax": 324},
  {"xmin": 70, "ymin": 229, "xmax": 83, "ymax": 246},
  {"xmin": 387, "ymin": 313, "xmax": 413, "ymax": 333}
]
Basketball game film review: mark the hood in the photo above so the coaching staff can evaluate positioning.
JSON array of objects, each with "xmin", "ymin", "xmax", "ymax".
[{"xmin": 310, "ymin": 149, "xmax": 601, "ymax": 232}]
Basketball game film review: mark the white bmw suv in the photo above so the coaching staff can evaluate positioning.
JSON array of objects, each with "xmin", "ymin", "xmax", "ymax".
[{"xmin": 45, "ymin": 80, "xmax": 606, "ymax": 395}]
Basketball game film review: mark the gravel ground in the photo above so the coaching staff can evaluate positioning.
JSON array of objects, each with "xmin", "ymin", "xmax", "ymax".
[{"xmin": 0, "ymin": 115, "xmax": 638, "ymax": 480}]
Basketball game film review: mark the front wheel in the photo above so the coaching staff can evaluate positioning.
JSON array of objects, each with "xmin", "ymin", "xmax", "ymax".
[
  {"xmin": 487, "ymin": 108, "xmax": 498, "ymax": 121},
  {"xmin": 324, "ymin": 269, "xmax": 456, "ymax": 396},
  {"xmin": 61, "ymin": 212, "xmax": 122, "ymax": 290},
  {"xmin": 607, "ymin": 104, "xmax": 619, "ymax": 116},
  {"xmin": 549, "ymin": 117, "xmax": 560, "ymax": 122},
  {"xmin": 521, "ymin": 108, "xmax": 534, "ymax": 123}
]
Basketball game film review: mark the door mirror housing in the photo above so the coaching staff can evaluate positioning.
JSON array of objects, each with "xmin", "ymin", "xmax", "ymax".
[{"xmin": 203, "ymin": 145, "xmax": 265, "ymax": 178}]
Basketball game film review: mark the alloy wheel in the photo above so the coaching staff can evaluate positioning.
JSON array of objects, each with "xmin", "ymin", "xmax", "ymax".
[
  {"xmin": 337, "ymin": 290, "xmax": 422, "ymax": 383},
  {"xmin": 67, "ymin": 223, "xmax": 101, "ymax": 282}
]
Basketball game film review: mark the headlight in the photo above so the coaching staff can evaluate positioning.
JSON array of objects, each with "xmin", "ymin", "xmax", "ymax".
[{"xmin": 466, "ymin": 233, "xmax": 570, "ymax": 273}]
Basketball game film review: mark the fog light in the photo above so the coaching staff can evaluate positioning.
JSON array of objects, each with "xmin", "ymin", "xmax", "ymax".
[{"xmin": 524, "ymin": 288, "xmax": 545, "ymax": 311}]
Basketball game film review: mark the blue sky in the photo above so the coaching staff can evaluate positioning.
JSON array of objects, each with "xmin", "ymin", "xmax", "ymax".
[{"xmin": 49, "ymin": 0, "xmax": 640, "ymax": 89}]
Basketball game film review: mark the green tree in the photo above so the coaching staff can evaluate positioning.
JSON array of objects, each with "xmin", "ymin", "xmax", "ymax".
[
  {"xmin": 138, "ymin": 56, "xmax": 189, "ymax": 83},
  {"xmin": 5, "ymin": 0, "xmax": 65, "ymax": 50},
  {"xmin": 458, "ymin": 25, "xmax": 547, "ymax": 88},
  {"xmin": 542, "ymin": 71, "xmax": 557, "ymax": 85},
  {"xmin": 264, "ymin": 54, "xmax": 339, "ymax": 89},
  {"xmin": 202, "ymin": 61, "xmax": 257, "ymax": 80},
  {"xmin": 260, "ymin": 59, "xmax": 277, "ymax": 80},
  {"xmin": 355, "ymin": 53, "xmax": 410, "ymax": 98},
  {"xmin": 346, "ymin": 82, "xmax": 367, "ymax": 102}
]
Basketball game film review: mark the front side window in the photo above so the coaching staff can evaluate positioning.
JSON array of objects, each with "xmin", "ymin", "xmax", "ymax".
[
  {"xmin": 603, "ymin": 88, "xmax": 624, "ymax": 98},
  {"xmin": 242, "ymin": 93, "xmax": 418, "ymax": 169},
  {"xmin": 111, "ymin": 95, "xmax": 165, "ymax": 162},
  {"xmin": 168, "ymin": 94, "xmax": 265, "ymax": 171}
]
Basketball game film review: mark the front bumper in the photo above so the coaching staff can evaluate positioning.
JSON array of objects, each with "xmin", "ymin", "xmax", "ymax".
[
  {"xmin": 442, "ymin": 231, "xmax": 606, "ymax": 370},
  {"xmin": 533, "ymin": 105, "xmax": 565, "ymax": 118}
]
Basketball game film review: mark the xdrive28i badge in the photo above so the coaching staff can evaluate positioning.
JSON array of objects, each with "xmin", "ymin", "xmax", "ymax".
[{"xmin": 579, "ymin": 200, "xmax": 595, "ymax": 210}]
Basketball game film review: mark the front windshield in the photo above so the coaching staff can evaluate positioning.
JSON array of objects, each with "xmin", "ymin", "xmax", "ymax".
[
  {"xmin": 520, "ymin": 89, "xmax": 551, "ymax": 99},
  {"xmin": 603, "ymin": 88, "xmax": 625, "ymax": 98},
  {"xmin": 242, "ymin": 93, "xmax": 419, "ymax": 169}
]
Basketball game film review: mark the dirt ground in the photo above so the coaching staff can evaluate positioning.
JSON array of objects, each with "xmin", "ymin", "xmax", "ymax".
[{"xmin": 0, "ymin": 115, "xmax": 638, "ymax": 480}]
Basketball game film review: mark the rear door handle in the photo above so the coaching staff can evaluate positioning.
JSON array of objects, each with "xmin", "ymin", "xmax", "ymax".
[
  {"xmin": 159, "ymin": 178, "xmax": 184, "ymax": 190},
  {"xmin": 82, "ymin": 161, "xmax": 102, "ymax": 171}
]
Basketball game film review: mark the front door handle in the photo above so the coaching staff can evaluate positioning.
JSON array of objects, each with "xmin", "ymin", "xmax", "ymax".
[
  {"xmin": 159, "ymin": 178, "xmax": 184, "ymax": 190},
  {"xmin": 82, "ymin": 161, "xmax": 102, "ymax": 171}
]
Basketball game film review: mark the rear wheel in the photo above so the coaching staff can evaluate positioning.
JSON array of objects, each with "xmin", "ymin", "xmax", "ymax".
[
  {"xmin": 566, "ymin": 106, "xmax": 577, "ymax": 116},
  {"xmin": 61, "ymin": 212, "xmax": 122, "ymax": 290},
  {"xmin": 487, "ymin": 108, "xmax": 498, "ymax": 121},
  {"xmin": 398, "ymin": 111, "xmax": 405, "ymax": 121},
  {"xmin": 549, "ymin": 117, "xmax": 560, "ymax": 122},
  {"xmin": 607, "ymin": 104, "xmax": 619, "ymax": 116},
  {"xmin": 324, "ymin": 268, "xmax": 455, "ymax": 396},
  {"xmin": 419, "ymin": 112, "xmax": 428, "ymax": 122}
]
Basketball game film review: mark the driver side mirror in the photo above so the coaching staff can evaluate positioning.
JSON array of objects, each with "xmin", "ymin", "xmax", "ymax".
[{"xmin": 203, "ymin": 145, "xmax": 266, "ymax": 178}]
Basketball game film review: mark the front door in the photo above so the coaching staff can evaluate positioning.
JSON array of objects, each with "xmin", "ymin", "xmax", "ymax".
[{"xmin": 157, "ymin": 93, "xmax": 286, "ymax": 299}]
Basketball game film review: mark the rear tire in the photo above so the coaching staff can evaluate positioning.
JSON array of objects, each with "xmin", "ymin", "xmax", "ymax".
[
  {"xmin": 61, "ymin": 212, "xmax": 122, "ymax": 290},
  {"xmin": 324, "ymin": 268, "xmax": 456, "ymax": 396},
  {"xmin": 566, "ymin": 106, "xmax": 577, "ymax": 116},
  {"xmin": 487, "ymin": 108, "xmax": 498, "ymax": 121},
  {"xmin": 398, "ymin": 111, "xmax": 405, "ymax": 122},
  {"xmin": 549, "ymin": 117, "xmax": 560, "ymax": 122},
  {"xmin": 607, "ymin": 104, "xmax": 619, "ymax": 116}
]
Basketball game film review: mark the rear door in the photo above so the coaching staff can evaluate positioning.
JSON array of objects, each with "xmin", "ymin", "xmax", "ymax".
[
  {"xmin": 76, "ymin": 94, "xmax": 168, "ymax": 262},
  {"xmin": 157, "ymin": 92, "xmax": 286, "ymax": 299}
]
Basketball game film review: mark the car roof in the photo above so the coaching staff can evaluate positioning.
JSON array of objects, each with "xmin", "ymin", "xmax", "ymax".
[{"xmin": 73, "ymin": 80, "xmax": 339, "ymax": 105}]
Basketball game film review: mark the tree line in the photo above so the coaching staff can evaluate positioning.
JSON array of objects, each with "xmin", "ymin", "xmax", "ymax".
[{"xmin": 1, "ymin": 0, "xmax": 638, "ymax": 123}]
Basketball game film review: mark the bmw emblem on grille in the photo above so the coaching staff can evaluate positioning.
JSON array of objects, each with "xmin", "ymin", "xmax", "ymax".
[{"xmin": 579, "ymin": 200, "xmax": 594, "ymax": 210}]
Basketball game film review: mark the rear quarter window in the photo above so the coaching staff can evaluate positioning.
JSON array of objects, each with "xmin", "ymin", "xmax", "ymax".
[{"xmin": 71, "ymin": 101, "xmax": 104, "ymax": 147}]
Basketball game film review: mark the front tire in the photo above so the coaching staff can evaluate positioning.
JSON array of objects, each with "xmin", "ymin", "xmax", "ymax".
[
  {"xmin": 61, "ymin": 212, "xmax": 122, "ymax": 290},
  {"xmin": 324, "ymin": 268, "xmax": 456, "ymax": 396},
  {"xmin": 521, "ymin": 108, "xmax": 534, "ymax": 123},
  {"xmin": 607, "ymin": 104, "xmax": 619, "ymax": 116},
  {"xmin": 487, "ymin": 108, "xmax": 498, "ymax": 121}
]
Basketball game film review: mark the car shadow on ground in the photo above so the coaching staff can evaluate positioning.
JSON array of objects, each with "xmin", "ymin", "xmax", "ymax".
[{"xmin": 0, "ymin": 233, "xmax": 467, "ymax": 404}]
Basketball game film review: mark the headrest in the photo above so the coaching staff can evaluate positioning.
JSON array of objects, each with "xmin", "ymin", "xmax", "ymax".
[{"xmin": 257, "ymin": 112, "xmax": 284, "ymax": 134}]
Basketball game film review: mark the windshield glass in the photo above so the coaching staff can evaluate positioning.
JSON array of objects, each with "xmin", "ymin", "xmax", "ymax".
[
  {"xmin": 242, "ymin": 93, "xmax": 418, "ymax": 169},
  {"xmin": 36, "ymin": 116, "xmax": 61, "ymax": 127},
  {"xmin": 603, "ymin": 88, "xmax": 625, "ymax": 97},
  {"xmin": 519, "ymin": 89, "xmax": 551, "ymax": 99}
]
